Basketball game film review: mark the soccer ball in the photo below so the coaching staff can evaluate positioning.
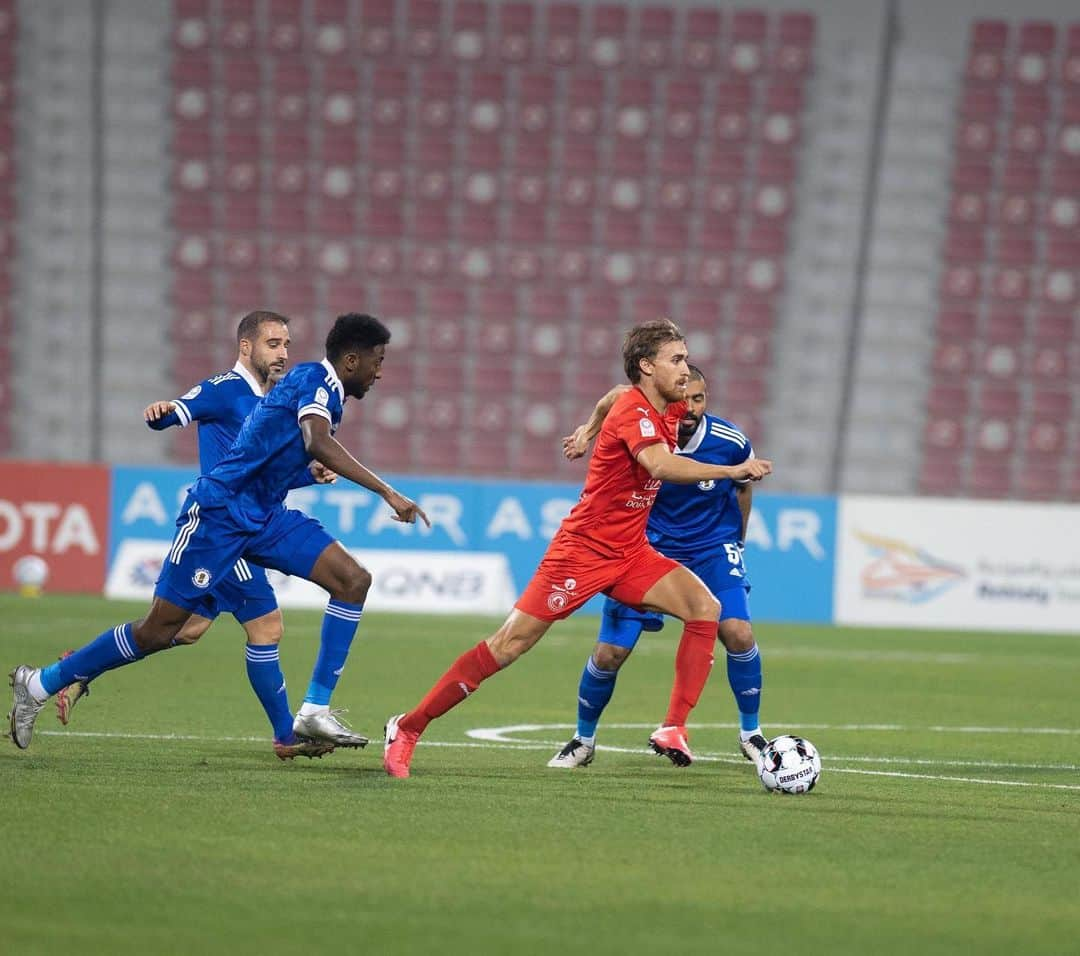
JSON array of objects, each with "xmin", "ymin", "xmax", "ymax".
[{"xmin": 758, "ymin": 735, "xmax": 821, "ymax": 794}]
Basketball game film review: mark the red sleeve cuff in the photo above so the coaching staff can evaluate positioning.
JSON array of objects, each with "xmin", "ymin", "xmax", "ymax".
[{"xmin": 628, "ymin": 436, "xmax": 666, "ymax": 459}]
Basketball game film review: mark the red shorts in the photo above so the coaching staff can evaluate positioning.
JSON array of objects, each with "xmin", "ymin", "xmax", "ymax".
[{"xmin": 515, "ymin": 530, "xmax": 682, "ymax": 622}]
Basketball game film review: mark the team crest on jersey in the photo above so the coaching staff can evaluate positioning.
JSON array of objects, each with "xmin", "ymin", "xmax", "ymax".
[
  {"xmin": 698, "ymin": 480, "xmax": 716, "ymax": 491},
  {"xmin": 181, "ymin": 385, "xmax": 202, "ymax": 401},
  {"xmin": 315, "ymin": 387, "xmax": 330, "ymax": 407},
  {"xmin": 192, "ymin": 568, "xmax": 212, "ymax": 589},
  {"xmin": 638, "ymin": 418, "xmax": 656, "ymax": 438},
  {"xmin": 547, "ymin": 576, "xmax": 577, "ymax": 612},
  {"xmin": 547, "ymin": 591, "xmax": 569, "ymax": 612}
]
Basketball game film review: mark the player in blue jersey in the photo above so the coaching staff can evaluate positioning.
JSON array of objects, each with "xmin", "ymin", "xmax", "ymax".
[
  {"xmin": 547, "ymin": 365, "xmax": 768, "ymax": 770},
  {"xmin": 52, "ymin": 311, "xmax": 349, "ymax": 760},
  {"xmin": 8, "ymin": 313, "xmax": 430, "ymax": 757}
]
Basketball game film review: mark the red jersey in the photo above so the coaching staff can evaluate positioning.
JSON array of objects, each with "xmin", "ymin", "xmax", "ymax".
[{"xmin": 559, "ymin": 386, "xmax": 687, "ymax": 557}]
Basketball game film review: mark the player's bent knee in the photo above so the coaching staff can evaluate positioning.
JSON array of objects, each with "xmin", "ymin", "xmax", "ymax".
[
  {"xmin": 132, "ymin": 621, "xmax": 181, "ymax": 653},
  {"xmin": 244, "ymin": 612, "xmax": 283, "ymax": 646},
  {"xmin": 334, "ymin": 562, "xmax": 372, "ymax": 604},
  {"xmin": 173, "ymin": 616, "xmax": 212, "ymax": 645},
  {"xmin": 689, "ymin": 593, "xmax": 721, "ymax": 622},
  {"xmin": 593, "ymin": 643, "xmax": 630, "ymax": 670},
  {"xmin": 719, "ymin": 620, "xmax": 753, "ymax": 652}
]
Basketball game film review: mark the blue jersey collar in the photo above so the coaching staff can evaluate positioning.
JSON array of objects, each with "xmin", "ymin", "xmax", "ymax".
[
  {"xmin": 320, "ymin": 358, "xmax": 346, "ymax": 401},
  {"xmin": 232, "ymin": 361, "xmax": 265, "ymax": 396}
]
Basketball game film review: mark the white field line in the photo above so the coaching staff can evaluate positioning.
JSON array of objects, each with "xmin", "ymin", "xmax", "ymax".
[
  {"xmin": 32, "ymin": 724, "xmax": 1080, "ymax": 792},
  {"xmin": 466, "ymin": 721, "xmax": 1080, "ymax": 739}
]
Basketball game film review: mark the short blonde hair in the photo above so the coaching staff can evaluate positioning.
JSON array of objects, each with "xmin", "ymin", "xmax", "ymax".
[{"xmin": 622, "ymin": 319, "xmax": 685, "ymax": 383}]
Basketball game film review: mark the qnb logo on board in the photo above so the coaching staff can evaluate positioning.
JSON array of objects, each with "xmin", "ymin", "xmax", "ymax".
[
  {"xmin": 376, "ymin": 567, "xmax": 487, "ymax": 599},
  {"xmin": 856, "ymin": 530, "xmax": 966, "ymax": 604}
]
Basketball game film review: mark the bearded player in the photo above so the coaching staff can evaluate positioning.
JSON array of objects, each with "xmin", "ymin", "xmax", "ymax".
[
  {"xmin": 382, "ymin": 320, "xmax": 772, "ymax": 778},
  {"xmin": 548, "ymin": 364, "xmax": 767, "ymax": 771}
]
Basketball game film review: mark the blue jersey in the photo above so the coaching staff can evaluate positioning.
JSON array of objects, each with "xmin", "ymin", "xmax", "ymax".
[
  {"xmin": 196, "ymin": 358, "xmax": 345, "ymax": 521},
  {"xmin": 147, "ymin": 362, "xmax": 265, "ymax": 475},
  {"xmin": 645, "ymin": 413, "xmax": 753, "ymax": 570}
]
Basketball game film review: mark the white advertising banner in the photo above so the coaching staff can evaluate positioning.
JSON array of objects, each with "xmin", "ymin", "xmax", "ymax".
[
  {"xmin": 106, "ymin": 540, "xmax": 517, "ymax": 615},
  {"xmin": 835, "ymin": 495, "xmax": 1080, "ymax": 634}
]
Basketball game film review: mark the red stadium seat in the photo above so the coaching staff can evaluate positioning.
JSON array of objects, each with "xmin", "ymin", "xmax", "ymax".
[
  {"xmin": 1032, "ymin": 310, "xmax": 1074, "ymax": 344},
  {"xmin": 508, "ymin": 204, "xmax": 548, "ymax": 244},
  {"xmin": 958, "ymin": 87, "xmax": 1000, "ymax": 120},
  {"xmin": 977, "ymin": 385, "xmax": 1021, "ymax": 418},
  {"xmin": 450, "ymin": 0, "xmax": 488, "ymax": 62},
  {"xmin": 984, "ymin": 310, "xmax": 1026, "ymax": 342},
  {"xmin": 918, "ymin": 456, "xmax": 964, "ymax": 497},
  {"xmin": 636, "ymin": 6, "xmax": 674, "ymax": 70},
  {"xmin": 1025, "ymin": 417, "xmax": 1066, "ymax": 456},
  {"xmin": 311, "ymin": 0, "xmax": 351, "ymax": 58},
  {"xmin": 932, "ymin": 341, "xmax": 972, "ymax": 377},
  {"xmin": 1016, "ymin": 469, "xmax": 1063, "ymax": 502},
  {"xmin": 683, "ymin": 8, "xmax": 720, "ymax": 70},
  {"xmin": 468, "ymin": 364, "xmax": 516, "ymax": 400},
  {"xmin": 965, "ymin": 47, "xmax": 1005, "ymax": 84},
  {"xmin": 414, "ymin": 435, "xmax": 461, "ymax": 473},
  {"xmin": 939, "ymin": 264, "xmax": 982, "ymax": 304},
  {"xmin": 927, "ymin": 383, "xmax": 970, "ymax": 415},
  {"xmin": 587, "ymin": 4, "xmax": 629, "ymax": 70},
  {"xmin": 966, "ymin": 456, "xmax": 1012, "ymax": 499},
  {"xmin": 545, "ymin": 3, "xmax": 582, "ymax": 66},
  {"xmin": 496, "ymin": 1, "xmax": 534, "ymax": 64},
  {"xmin": 267, "ymin": 0, "xmax": 303, "ymax": 54},
  {"xmin": 924, "ymin": 414, "xmax": 965, "ymax": 452},
  {"xmin": 564, "ymin": 72, "xmax": 605, "ymax": 141},
  {"xmin": 359, "ymin": 0, "xmax": 396, "ymax": 57},
  {"xmin": 774, "ymin": 12, "xmax": 815, "ymax": 76},
  {"xmin": 172, "ymin": 271, "xmax": 213, "ymax": 309},
  {"xmin": 325, "ymin": 279, "xmax": 368, "ymax": 316},
  {"xmin": 405, "ymin": 0, "xmax": 443, "ymax": 60},
  {"xmin": 943, "ymin": 225, "xmax": 986, "ymax": 263},
  {"xmin": 423, "ymin": 353, "xmax": 467, "ymax": 392}
]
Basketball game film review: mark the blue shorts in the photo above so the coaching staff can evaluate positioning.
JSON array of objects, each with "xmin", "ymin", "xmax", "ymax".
[
  {"xmin": 184, "ymin": 560, "xmax": 279, "ymax": 624},
  {"xmin": 597, "ymin": 550, "xmax": 752, "ymax": 649},
  {"xmin": 155, "ymin": 492, "xmax": 334, "ymax": 617}
]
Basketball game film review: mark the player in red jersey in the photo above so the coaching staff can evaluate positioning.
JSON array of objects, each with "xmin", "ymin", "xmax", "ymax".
[{"xmin": 383, "ymin": 320, "xmax": 773, "ymax": 777}]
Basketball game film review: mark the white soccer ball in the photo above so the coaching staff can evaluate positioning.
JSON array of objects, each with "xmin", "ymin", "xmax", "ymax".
[
  {"xmin": 13, "ymin": 554, "xmax": 49, "ymax": 588},
  {"xmin": 758, "ymin": 735, "xmax": 821, "ymax": 794}
]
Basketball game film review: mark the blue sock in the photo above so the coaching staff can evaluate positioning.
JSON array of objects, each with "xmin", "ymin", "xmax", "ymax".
[
  {"xmin": 245, "ymin": 643, "xmax": 295, "ymax": 742},
  {"xmin": 303, "ymin": 600, "xmax": 363, "ymax": 706},
  {"xmin": 576, "ymin": 656, "xmax": 619, "ymax": 740},
  {"xmin": 727, "ymin": 643, "xmax": 763, "ymax": 732},
  {"xmin": 39, "ymin": 624, "xmax": 145, "ymax": 696}
]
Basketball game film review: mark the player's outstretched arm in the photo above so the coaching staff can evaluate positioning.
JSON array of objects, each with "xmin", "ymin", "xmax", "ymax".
[
  {"xmin": 143, "ymin": 400, "xmax": 180, "ymax": 431},
  {"xmin": 300, "ymin": 415, "xmax": 430, "ymax": 527},
  {"xmin": 636, "ymin": 443, "xmax": 773, "ymax": 484},
  {"xmin": 561, "ymin": 384, "xmax": 630, "ymax": 459}
]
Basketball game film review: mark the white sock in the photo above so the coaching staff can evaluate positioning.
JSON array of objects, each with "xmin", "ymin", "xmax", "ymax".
[
  {"xmin": 578, "ymin": 734, "xmax": 596, "ymax": 748},
  {"xmin": 739, "ymin": 727, "xmax": 762, "ymax": 742},
  {"xmin": 27, "ymin": 670, "xmax": 49, "ymax": 702},
  {"xmin": 297, "ymin": 702, "xmax": 328, "ymax": 717}
]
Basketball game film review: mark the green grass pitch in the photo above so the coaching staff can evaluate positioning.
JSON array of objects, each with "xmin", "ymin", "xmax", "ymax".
[{"xmin": 1, "ymin": 594, "xmax": 1077, "ymax": 955}]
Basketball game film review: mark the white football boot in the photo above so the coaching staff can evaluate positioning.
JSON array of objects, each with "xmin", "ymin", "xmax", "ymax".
[
  {"xmin": 8, "ymin": 665, "xmax": 47, "ymax": 749},
  {"xmin": 546, "ymin": 737, "xmax": 596, "ymax": 768},
  {"xmin": 739, "ymin": 732, "xmax": 769, "ymax": 768},
  {"xmin": 292, "ymin": 709, "xmax": 369, "ymax": 748}
]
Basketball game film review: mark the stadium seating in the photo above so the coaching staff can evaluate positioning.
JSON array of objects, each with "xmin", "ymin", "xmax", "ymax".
[
  {"xmin": 165, "ymin": 0, "xmax": 812, "ymax": 473},
  {"xmin": 0, "ymin": 0, "xmax": 13, "ymax": 453},
  {"xmin": 921, "ymin": 18, "xmax": 1080, "ymax": 501}
]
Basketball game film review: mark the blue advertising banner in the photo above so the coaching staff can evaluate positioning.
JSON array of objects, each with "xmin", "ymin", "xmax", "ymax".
[
  {"xmin": 742, "ymin": 494, "xmax": 836, "ymax": 623},
  {"xmin": 108, "ymin": 467, "xmax": 836, "ymax": 621}
]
